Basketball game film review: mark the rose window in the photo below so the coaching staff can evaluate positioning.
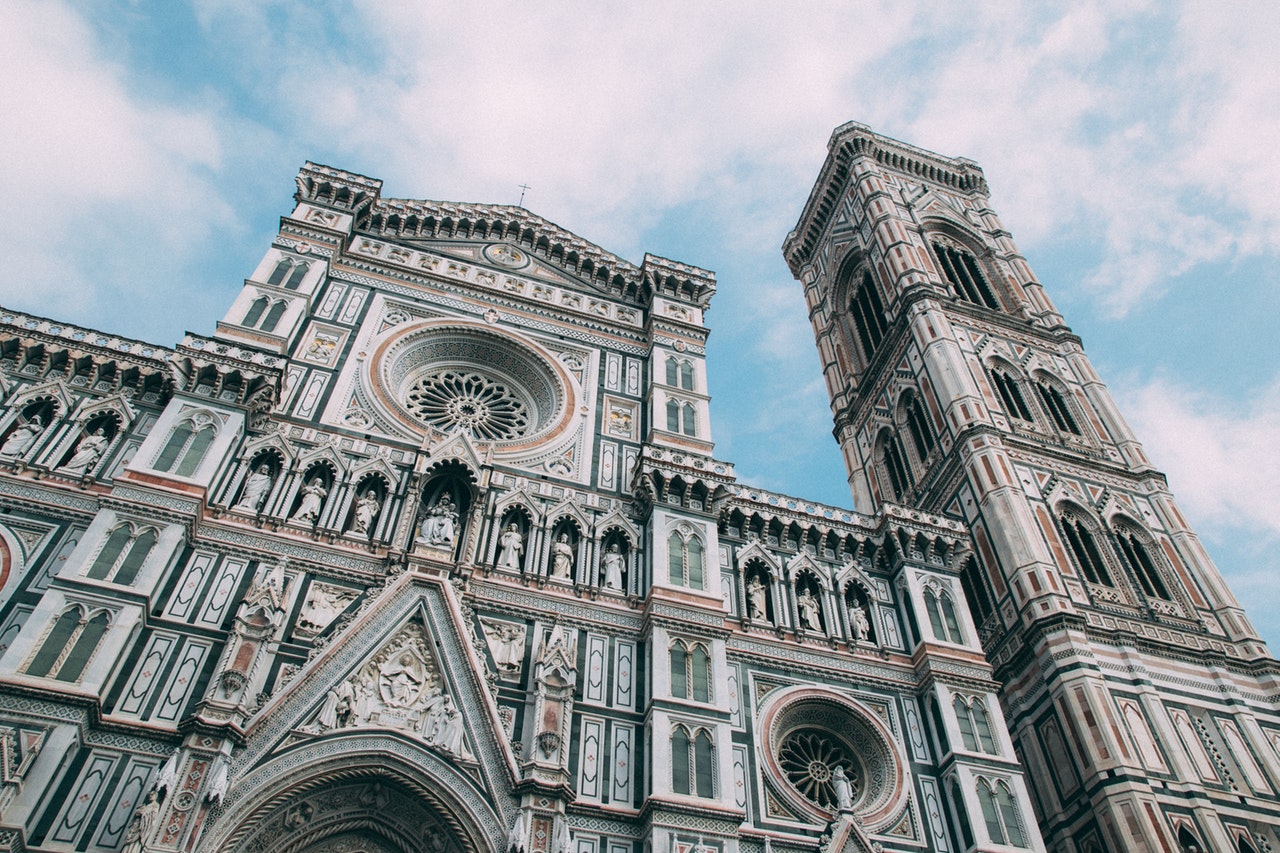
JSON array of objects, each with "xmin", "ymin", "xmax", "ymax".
[
  {"xmin": 405, "ymin": 370, "xmax": 531, "ymax": 440},
  {"xmin": 778, "ymin": 727, "xmax": 860, "ymax": 810}
]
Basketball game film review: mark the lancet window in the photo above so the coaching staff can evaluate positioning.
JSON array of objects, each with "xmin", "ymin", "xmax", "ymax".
[
  {"xmin": 1034, "ymin": 380, "xmax": 1081, "ymax": 435},
  {"xmin": 154, "ymin": 414, "xmax": 217, "ymax": 478},
  {"xmin": 923, "ymin": 582, "xmax": 963, "ymax": 644},
  {"xmin": 876, "ymin": 431, "xmax": 911, "ymax": 502},
  {"xmin": 848, "ymin": 269, "xmax": 888, "ymax": 363},
  {"xmin": 671, "ymin": 724, "xmax": 716, "ymax": 798},
  {"xmin": 931, "ymin": 240, "xmax": 1000, "ymax": 310},
  {"xmin": 667, "ymin": 530, "xmax": 705, "ymax": 590},
  {"xmin": 242, "ymin": 297, "xmax": 289, "ymax": 333},
  {"xmin": 266, "ymin": 257, "xmax": 309, "ymax": 290},
  {"xmin": 1114, "ymin": 526, "xmax": 1170, "ymax": 600},
  {"xmin": 989, "ymin": 368, "xmax": 1035, "ymax": 422},
  {"xmin": 85, "ymin": 524, "xmax": 157, "ymax": 586},
  {"xmin": 669, "ymin": 640, "xmax": 712, "ymax": 703},
  {"xmin": 1058, "ymin": 512, "xmax": 1114, "ymax": 587},
  {"xmin": 665, "ymin": 357, "xmax": 695, "ymax": 391},
  {"xmin": 976, "ymin": 778, "xmax": 1027, "ymax": 847},
  {"xmin": 902, "ymin": 392, "xmax": 936, "ymax": 462},
  {"xmin": 954, "ymin": 695, "xmax": 998, "ymax": 753},
  {"xmin": 959, "ymin": 556, "xmax": 995, "ymax": 626},
  {"xmin": 665, "ymin": 399, "xmax": 697, "ymax": 436},
  {"xmin": 24, "ymin": 605, "xmax": 112, "ymax": 682}
]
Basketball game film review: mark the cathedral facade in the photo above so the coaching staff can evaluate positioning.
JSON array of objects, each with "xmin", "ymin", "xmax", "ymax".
[{"xmin": 0, "ymin": 124, "xmax": 1271, "ymax": 853}]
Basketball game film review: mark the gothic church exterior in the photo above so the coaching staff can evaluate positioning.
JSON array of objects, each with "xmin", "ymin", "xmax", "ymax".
[{"xmin": 0, "ymin": 123, "xmax": 1273, "ymax": 853}]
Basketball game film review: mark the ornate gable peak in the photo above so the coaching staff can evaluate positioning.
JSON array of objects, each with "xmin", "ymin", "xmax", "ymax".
[
  {"xmin": 241, "ymin": 431, "xmax": 296, "ymax": 464},
  {"xmin": 72, "ymin": 391, "xmax": 137, "ymax": 426},
  {"xmin": 784, "ymin": 122, "xmax": 987, "ymax": 275},
  {"xmin": 735, "ymin": 538, "xmax": 780, "ymax": 573},
  {"xmin": 5, "ymin": 378, "xmax": 74, "ymax": 416},
  {"xmin": 294, "ymin": 443, "xmax": 347, "ymax": 475}
]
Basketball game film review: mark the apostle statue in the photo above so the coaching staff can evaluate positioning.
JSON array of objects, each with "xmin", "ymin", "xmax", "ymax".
[
  {"xmin": 849, "ymin": 602, "xmax": 872, "ymax": 644},
  {"xmin": 352, "ymin": 490, "xmax": 381, "ymax": 535},
  {"xmin": 291, "ymin": 477, "xmax": 327, "ymax": 524},
  {"xmin": 418, "ymin": 494, "xmax": 458, "ymax": 546},
  {"xmin": 602, "ymin": 543, "xmax": 624, "ymax": 589},
  {"xmin": 121, "ymin": 789, "xmax": 159, "ymax": 853},
  {"xmin": 831, "ymin": 765, "xmax": 855, "ymax": 811},
  {"xmin": 61, "ymin": 427, "xmax": 108, "ymax": 476},
  {"xmin": 747, "ymin": 576, "xmax": 768, "ymax": 621},
  {"xmin": 0, "ymin": 416, "xmax": 43, "ymax": 458},
  {"xmin": 550, "ymin": 533, "xmax": 574, "ymax": 579},
  {"xmin": 496, "ymin": 523, "xmax": 524, "ymax": 569},
  {"xmin": 798, "ymin": 588, "xmax": 823, "ymax": 632},
  {"xmin": 234, "ymin": 464, "xmax": 273, "ymax": 512}
]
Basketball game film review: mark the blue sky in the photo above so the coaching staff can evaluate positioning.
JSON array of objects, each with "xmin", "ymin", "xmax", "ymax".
[{"xmin": 3, "ymin": 1, "xmax": 1279, "ymax": 648}]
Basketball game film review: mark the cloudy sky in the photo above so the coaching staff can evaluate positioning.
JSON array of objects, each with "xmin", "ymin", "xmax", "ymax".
[{"xmin": 4, "ymin": 1, "xmax": 1279, "ymax": 647}]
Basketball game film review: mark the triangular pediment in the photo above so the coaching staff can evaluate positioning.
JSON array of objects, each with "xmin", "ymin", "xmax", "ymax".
[{"xmin": 231, "ymin": 573, "xmax": 517, "ymax": 824}]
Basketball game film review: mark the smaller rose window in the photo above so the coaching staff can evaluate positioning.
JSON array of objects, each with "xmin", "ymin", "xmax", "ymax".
[
  {"xmin": 405, "ymin": 370, "xmax": 531, "ymax": 440},
  {"xmin": 778, "ymin": 727, "xmax": 861, "ymax": 810}
]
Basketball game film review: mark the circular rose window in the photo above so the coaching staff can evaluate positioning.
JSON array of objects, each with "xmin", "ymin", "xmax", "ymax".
[
  {"xmin": 366, "ymin": 320, "xmax": 576, "ymax": 450},
  {"xmin": 758, "ymin": 687, "xmax": 908, "ymax": 830}
]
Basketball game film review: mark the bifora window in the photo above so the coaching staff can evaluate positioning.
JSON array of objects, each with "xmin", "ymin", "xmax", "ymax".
[
  {"xmin": 849, "ymin": 270, "xmax": 889, "ymax": 363},
  {"xmin": 931, "ymin": 240, "xmax": 1000, "ymax": 309}
]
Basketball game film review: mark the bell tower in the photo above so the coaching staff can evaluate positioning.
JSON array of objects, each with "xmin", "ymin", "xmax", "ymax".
[{"xmin": 785, "ymin": 122, "xmax": 1280, "ymax": 852}]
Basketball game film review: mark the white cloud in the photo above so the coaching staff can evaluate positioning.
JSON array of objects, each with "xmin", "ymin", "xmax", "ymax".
[
  {"xmin": 1115, "ymin": 375, "xmax": 1280, "ymax": 537},
  {"xmin": 0, "ymin": 0, "xmax": 233, "ymax": 333}
]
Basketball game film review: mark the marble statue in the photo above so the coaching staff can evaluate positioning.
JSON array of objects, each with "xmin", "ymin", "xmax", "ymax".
[
  {"xmin": 849, "ymin": 602, "xmax": 872, "ymax": 643},
  {"xmin": 61, "ymin": 427, "xmax": 108, "ymax": 475},
  {"xmin": 602, "ymin": 543, "xmax": 624, "ymax": 589},
  {"xmin": 832, "ymin": 764, "xmax": 854, "ymax": 811},
  {"xmin": 798, "ymin": 588, "xmax": 823, "ymax": 632},
  {"xmin": 496, "ymin": 523, "xmax": 524, "ymax": 569},
  {"xmin": 352, "ymin": 490, "xmax": 380, "ymax": 535},
  {"xmin": 418, "ymin": 495, "xmax": 458, "ymax": 546},
  {"xmin": 550, "ymin": 533, "xmax": 574, "ymax": 579},
  {"xmin": 0, "ymin": 417, "xmax": 43, "ymax": 458},
  {"xmin": 121, "ymin": 789, "xmax": 159, "ymax": 853},
  {"xmin": 747, "ymin": 576, "xmax": 768, "ymax": 620},
  {"xmin": 234, "ymin": 464, "xmax": 273, "ymax": 512},
  {"xmin": 291, "ymin": 477, "xmax": 327, "ymax": 524}
]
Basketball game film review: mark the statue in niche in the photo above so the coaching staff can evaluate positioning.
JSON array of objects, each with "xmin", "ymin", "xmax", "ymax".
[
  {"xmin": 849, "ymin": 601, "xmax": 872, "ymax": 644},
  {"xmin": 121, "ymin": 789, "xmax": 159, "ymax": 853},
  {"xmin": 798, "ymin": 588, "xmax": 823, "ymax": 632},
  {"xmin": 602, "ymin": 543, "xmax": 624, "ymax": 589},
  {"xmin": 352, "ymin": 490, "xmax": 381, "ymax": 535},
  {"xmin": 0, "ymin": 417, "xmax": 43, "ymax": 457},
  {"xmin": 234, "ymin": 464, "xmax": 273, "ymax": 512},
  {"xmin": 550, "ymin": 533, "xmax": 574, "ymax": 579},
  {"xmin": 496, "ymin": 523, "xmax": 524, "ymax": 569},
  {"xmin": 423, "ymin": 694, "xmax": 471, "ymax": 760},
  {"xmin": 61, "ymin": 427, "xmax": 108, "ymax": 476},
  {"xmin": 747, "ymin": 576, "xmax": 769, "ymax": 621},
  {"xmin": 418, "ymin": 494, "xmax": 458, "ymax": 546},
  {"xmin": 291, "ymin": 477, "xmax": 327, "ymax": 524},
  {"xmin": 832, "ymin": 765, "xmax": 855, "ymax": 811}
]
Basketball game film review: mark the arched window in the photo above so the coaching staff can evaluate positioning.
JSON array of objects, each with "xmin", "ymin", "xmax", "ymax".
[
  {"xmin": 666, "ymin": 399, "xmax": 680, "ymax": 432},
  {"xmin": 931, "ymin": 241, "xmax": 999, "ymax": 309},
  {"xmin": 681, "ymin": 403, "xmax": 696, "ymax": 437},
  {"xmin": 694, "ymin": 730, "xmax": 715, "ymax": 798},
  {"xmin": 679, "ymin": 361, "xmax": 695, "ymax": 391},
  {"xmin": 1035, "ymin": 381, "xmax": 1081, "ymax": 434},
  {"xmin": 954, "ymin": 695, "xmax": 997, "ymax": 753},
  {"xmin": 243, "ymin": 297, "xmax": 269, "ymax": 328},
  {"xmin": 672, "ymin": 726, "xmax": 692, "ymax": 794},
  {"xmin": 670, "ymin": 641, "xmax": 712, "ymax": 703},
  {"xmin": 977, "ymin": 778, "xmax": 1026, "ymax": 847},
  {"xmin": 266, "ymin": 258, "xmax": 293, "ymax": 286},
  {"xmin": 924, "ymin": 584, "xmax": 963, "ymax": 643},
  {"xmin": 1115, "ymin": 528, "xmax": 1170, "ymax": 600},
  {"xmin": 666, "ymin": 357, "xmax": 678, "ymax": 386},
  {"xmin": 1059, "ymin": 513, "xmax": 1114, "ymax": 587},
  {"xmin": 261, "ymin": 301, "xmax": 288, "ymax": 333},
  {"xmin": 154, "ymin": 415, "xmax": 217, "ymax": 478},
  {"xmin": 1238, "ymin": 834, "xmax": 1260, "ymax": 853},
  {"xmin": 904, "ymin": 393, "xmax": 936, "ymax": 461},
  {"xmin": 989, "ymin": 368, "xmax": 1034, "ymax": 422},
  {"xmin": 667, "ymin": 532, "xmax": 705, "ymax": 589},
  {"xmin": 25, "ymin": 606, "xmax": 111, "ymax": 682},
  {"xmin": 949, "ymin": 778, "xmax": 975, "ymax": 851},
  {"xmin": 848, "ymin": 270, "xmax": 888, "ymax": 363},
  {"xmin": 877, "ymin": 432, "xmax": 911, "ymax": 501},
  {"xmin": 959, "ymin": 556, "xmax": 994, "ymax": 626},
  {"xmin": 283, "ymin": 262, "xmax": 309, "ymax": 290},
  {"xmin": 86, "ymin": 525, "xmax": 155, "ymax": 585}
]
